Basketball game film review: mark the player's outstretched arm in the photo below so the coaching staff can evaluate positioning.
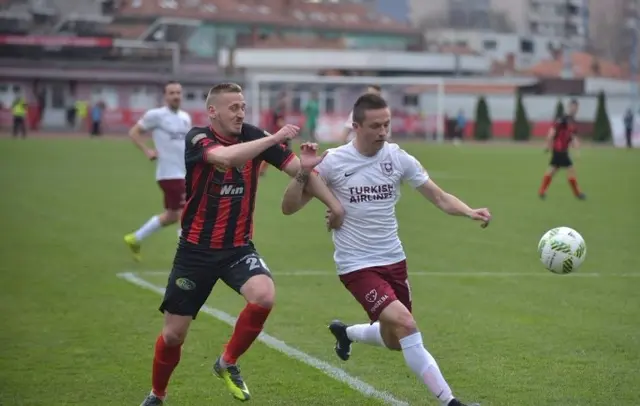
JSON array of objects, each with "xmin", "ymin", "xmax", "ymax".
[
  {"xmin": 281, "ymin": 144, "xmax": 344, "ymax": 228},
  {"xmin": 282, "ymin": 159, "xmax": 343, "ymax": 217},
  {"xmin": 417, "ymin": 179, "xmax": 491, "ymax": 227},
  {"xmin": 129, "ymin": 118, "xmax": 156, "ymax": 160},
  {"xmin": 281, "ymin": 163, "xmax": 315, "ymax": 215},
  {"xmin": 206, "ymin": 124, "xmax": 298, "ymax": 168}
]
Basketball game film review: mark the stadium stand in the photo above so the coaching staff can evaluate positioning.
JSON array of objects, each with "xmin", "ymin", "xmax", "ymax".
[{"xmin": 0, "ymin": 0, "xmax": 421, "ymax": 74}]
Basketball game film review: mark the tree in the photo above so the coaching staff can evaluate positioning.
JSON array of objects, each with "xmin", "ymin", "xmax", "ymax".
[
  {"xmin": 473, "ymin": 96, "xmax": 492, "ymax": 141},
  {"xmin": 554, "ymin": 99, "xmax": 565, "ymax": 120},
  {"xmin": 512, "ymin": 92, "xmax": 531, "ymax": 141},
  {"xmin": 592, "ymin": 91, "xmax": 612, "ymax": 142}
]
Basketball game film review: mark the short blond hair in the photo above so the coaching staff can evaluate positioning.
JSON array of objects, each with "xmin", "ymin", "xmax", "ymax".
[{"xmin": 206, "ymin": 82, "xmax": 242, "ymax": 107}]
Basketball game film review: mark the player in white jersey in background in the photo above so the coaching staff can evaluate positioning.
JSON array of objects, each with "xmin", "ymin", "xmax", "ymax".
[
  {"xmin": 124, "ymin": 81, "xmax": 192, "ymax": 261},
  {"xmin": 338, "ymin": 84, "xmax": 390, "ymax": 144},
  {"xmin": 281, "ymin": 94, "xmax": 491, "ymax": 406}
]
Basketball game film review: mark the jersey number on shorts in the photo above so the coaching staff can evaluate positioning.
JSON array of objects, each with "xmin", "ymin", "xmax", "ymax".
[{"xmin": 245, "ymin": 255, "xmax": 270, "ymax": 273}]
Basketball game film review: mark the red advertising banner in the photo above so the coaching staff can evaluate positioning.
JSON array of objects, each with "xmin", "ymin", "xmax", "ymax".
[
  {"xmin": 0, "ymin": 35, "xmax": 113, "ymax": 47},
  {"xmin": 0, "ymin": 107, "xmax": 554, "ymax": 139}
]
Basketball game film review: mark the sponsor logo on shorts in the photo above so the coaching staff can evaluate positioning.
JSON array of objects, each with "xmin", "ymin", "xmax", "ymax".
[
  {"xmin": 370, "ymin": 294, "xmax": 389, "ymax": 315},
  {"xmin": 365, "ymin": 289, "xmax": 378, "ymax": 303},
  {"xmin": 175, "ymin": 277, "xmax": 196, "ymax": 290}
]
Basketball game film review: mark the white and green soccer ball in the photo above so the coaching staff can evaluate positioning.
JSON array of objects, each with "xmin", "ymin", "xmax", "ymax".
[{"xmin": 538, "ymin": 227, "xmax": 587, "ymax": 274}]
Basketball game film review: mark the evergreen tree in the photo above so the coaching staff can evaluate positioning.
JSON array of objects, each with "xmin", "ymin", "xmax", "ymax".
[
  {"xmin": 512, "ymin": 93, "xmax": 531, "ymax": 141},
  {"xmin": 473, "ymin": 96, "xmax": 492, "ymax": 141},
  {"xmin": 592, "ymin": 91, "xmax": 612, "ymax": 142},
  {"xmin": 554, "ymin": 99, "xmax": 565, "ymax": 120}
]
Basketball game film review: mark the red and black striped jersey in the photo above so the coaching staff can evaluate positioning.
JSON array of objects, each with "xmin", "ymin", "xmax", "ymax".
[
  {"xmin": 181, "ymin": 124, "xmax": 295, "ymax": 249},
  {"xmin": 552, "ymin": 115, "xmax": 577, "ymax": 152}
]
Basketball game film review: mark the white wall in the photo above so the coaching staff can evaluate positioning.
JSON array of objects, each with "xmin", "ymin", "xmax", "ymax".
[
  {"xmin": 428, "ymin": 93, "xmax": 633, "ymax": 121},
  {"xmin": 427, "ymin": 29, "xmax": 561, "ymax": 70},
  {"xmin": 219, "ymin": 48, "xmax": 492, "ymax": 73}
]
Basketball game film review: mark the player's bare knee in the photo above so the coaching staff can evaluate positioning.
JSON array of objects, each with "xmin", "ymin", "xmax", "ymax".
[
  {"xmin": 379, "ymin": 301, "xmax": 418, "ymax": 341},
  {"xmin": 396, "ymin": 312, "xmax": 418, "ymax": 339},
  {"xmin": 392, "ymin": 313, "xmax": 418, "ymax": 338},
  {"xmin": 161, "ymin": 328, "xmax": 187, "ymax": 346},
  {"xmin": 241, "ymin": 274, "xmax": 276, "ymax": 309},
  {"xmin": 162, "ymin": 313, "xmax": 191, "ymax": 345}
]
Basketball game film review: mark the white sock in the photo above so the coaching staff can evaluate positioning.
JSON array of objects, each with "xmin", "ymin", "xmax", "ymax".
[
  {"xmin": 150, "ymin": 389, "xmax": 166, "ymax": 400},
  {"xmin": 399, "ymin": 332, "xmax": 454, "ymax": 405},
  {"xmin": 134, "ymin": 216, "xmax": 162, "ymax": 241},
  {"xmin": 346, "ymin": 322, "xmax": 386, "ymax": 347}
]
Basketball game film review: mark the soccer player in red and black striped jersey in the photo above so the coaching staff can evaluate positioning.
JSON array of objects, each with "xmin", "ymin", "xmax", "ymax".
[
  {"xmin": 538, "ymin": 99, "xmax": 586, "ymax": 200},
  {"xmin": 139, "ymin": 83, "xmax": 344, "ymax": 406}
]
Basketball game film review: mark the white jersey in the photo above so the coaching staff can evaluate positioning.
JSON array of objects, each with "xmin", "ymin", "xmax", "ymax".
[
  {"xmin": 137, "ymin": 106, "xmax": 192, "ymax": 180},
  {"xmin": 315, "ymin": 142, "xmax": 429, "ymax": 275},
  {"xmin": 343, "ymin": 110, "xmax": 392, "ymax": 141}
]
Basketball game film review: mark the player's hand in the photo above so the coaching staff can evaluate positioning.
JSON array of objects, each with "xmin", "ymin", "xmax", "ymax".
[
  {"xmin": 468, "ymin": 208, "xmax": 491, "ymax": 228},
  {"xmin": 299, "ymin": 142, "xmax": 327, "ymax": 171},
  {"xmin": 145, "ymin": 149, "xmax": 157, "ymax": 161},
  {"xmin": 271, "ymin": 124, "xmax": 300, "ymax": 144},
  {"xmin": 325, "ymin": 208, "xmax": 344, "ymax": 231}
]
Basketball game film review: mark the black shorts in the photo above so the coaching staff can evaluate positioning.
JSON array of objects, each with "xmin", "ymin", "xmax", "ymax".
[
  {"xmin": 159, "ymin": 241, "xmax": 272, "ymax": 319},
  {"xmin": 550, "ymin": 151, "xmax": 572, "ymax": 168}
]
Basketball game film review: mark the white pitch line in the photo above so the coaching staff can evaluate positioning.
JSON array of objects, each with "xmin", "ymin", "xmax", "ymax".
[
  {"xmin": 117, "ymin": 272, "xmax": 408, "ymax": 406},
  {"xmin": 135, "ymin": 270, "xmax": 640, "ymax": 278}
]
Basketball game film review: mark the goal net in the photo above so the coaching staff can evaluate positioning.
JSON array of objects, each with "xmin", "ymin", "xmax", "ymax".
[{"xmin": 247, "ymin": 74, "xmax": 445, "ymax": 143}]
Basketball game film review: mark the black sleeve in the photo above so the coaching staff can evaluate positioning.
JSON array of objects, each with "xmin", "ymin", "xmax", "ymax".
[
  {"xmin": 262, "ymin": 142, "xmax": 295, "ymax": 170},
  {"xmin": 184, "ymin": 127, "xmax": 219, "ymax": 166},
  {"xmin": 243, "ymin": 124, "xmax": 295, "ymax": 170}
]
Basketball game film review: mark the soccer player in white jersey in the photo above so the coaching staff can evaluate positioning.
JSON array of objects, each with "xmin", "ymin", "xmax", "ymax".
[
  {"xmin": 338, "ymin": 84, "xmax": 388, "ymax": 144},
  {"xmin": 124, "ymin": 81, "xmax": 192, "ymax": 261},
  {"xmin": 281, "ymin": 94, "xmax": 491, "ymax": 406}
]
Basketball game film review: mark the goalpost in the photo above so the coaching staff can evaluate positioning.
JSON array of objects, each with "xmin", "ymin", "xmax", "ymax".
[{"xmin": 247, "ymin": 74, "xmax": 446, "ymax": 143}]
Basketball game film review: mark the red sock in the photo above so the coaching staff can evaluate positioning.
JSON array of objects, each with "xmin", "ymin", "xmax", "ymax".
[
  {"xmin": 222, "ymin": 303, "xmax": 272, "ymax": 365},
  {"xmin": 568, "ymin": 177, "xmax": 581, "ymax": 196},
  {"xmin": 539, "ymin": 174, "xmax": 552, "ymax": 195},
  {"xmin": 152, "ymin": 335, "xmax": 182, "ymax": 398}
]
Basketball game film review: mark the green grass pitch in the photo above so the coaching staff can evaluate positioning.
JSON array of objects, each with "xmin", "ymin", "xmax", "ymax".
[{"xmin": 1, "ymin": 138, "xmax": 639, "ymax": 405}]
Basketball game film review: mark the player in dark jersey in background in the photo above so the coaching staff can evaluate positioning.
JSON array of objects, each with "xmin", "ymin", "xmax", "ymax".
[
  {"xmin": 139, "ymin": 83, "xmax": 344, "ymax": 406},
  {"xmin": 538, "ymin": 99, "xmax": 586, "ymax": 200}
]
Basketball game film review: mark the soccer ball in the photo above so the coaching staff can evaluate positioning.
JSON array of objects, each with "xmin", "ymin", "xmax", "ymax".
[{"xmin": 538, "ymin": 227, "xmax": 587, "ymax": 274}]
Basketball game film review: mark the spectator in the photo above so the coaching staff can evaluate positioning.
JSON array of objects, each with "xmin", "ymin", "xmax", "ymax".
[
  {"xmin": 624, "ymin": 108, "xmax": 634, "ymax": 149},
  {"xmin": 454, "ymin": 109, "xmax": 466, "ymax": 145},
  {"xmin": 304, "ymin": 91, "xmax": 319, "ymax": 142},
  {"xmin": 90, "ymin": 101, "xmax": 104, "ymax": 137},
  {"xmin": 11, "ymin": 93, "xmax": 27, "ymax": 139}
]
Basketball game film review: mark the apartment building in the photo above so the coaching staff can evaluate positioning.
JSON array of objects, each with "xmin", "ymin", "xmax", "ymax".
[
  {"xmin": 410, "ymin": 0, "xmax": 588, "ymax": 68},
  {"xmin": 589, "ymin": 0, "xmax": 638, "ymax": 62}
]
